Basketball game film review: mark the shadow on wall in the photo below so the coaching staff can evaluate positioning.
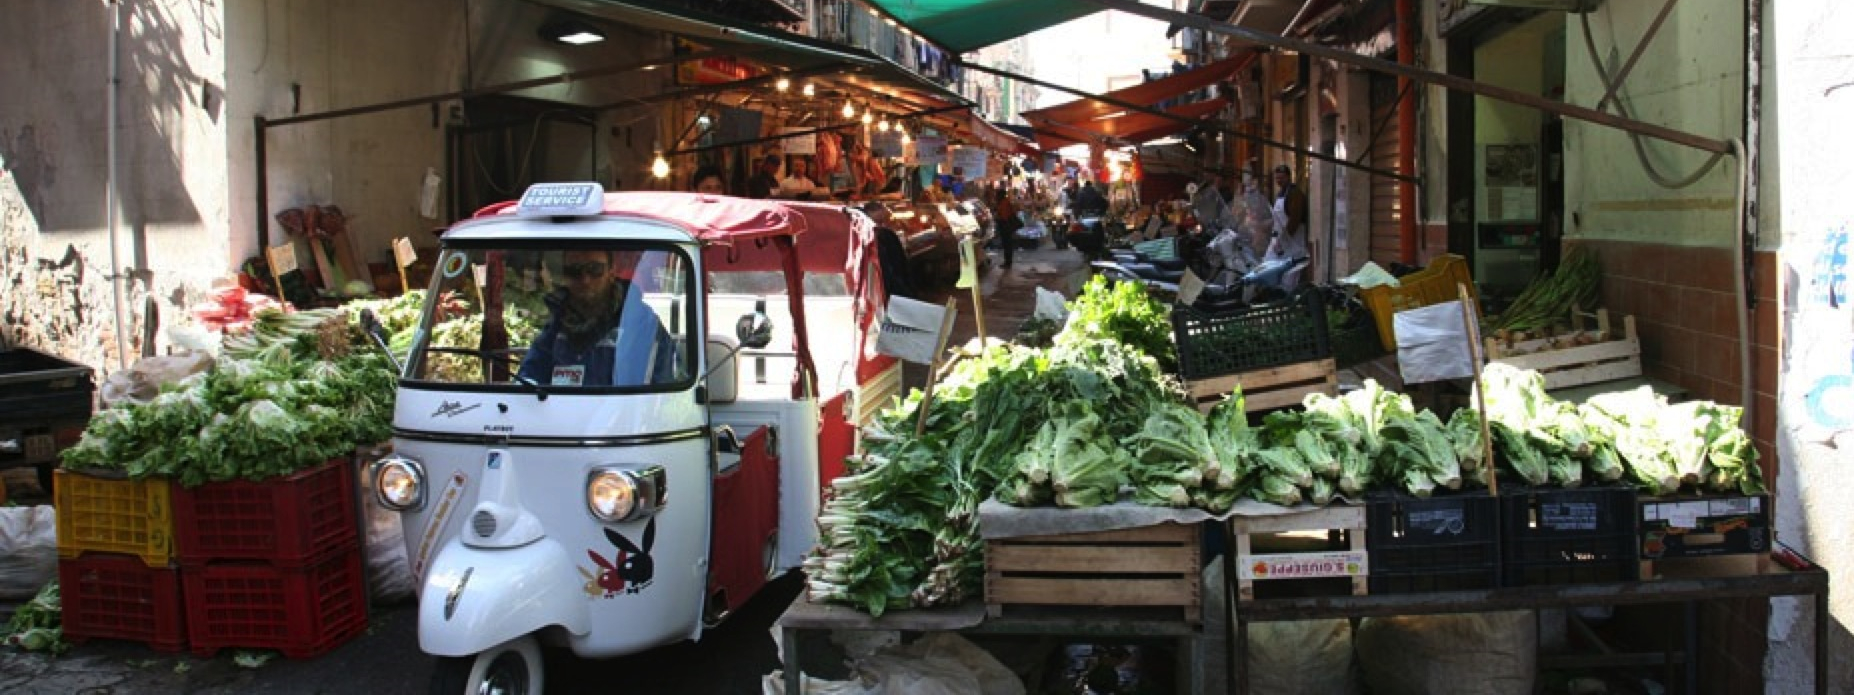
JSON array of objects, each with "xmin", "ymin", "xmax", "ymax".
[{"xmin": 0, "ymin": 0, "xmax": 210, "ymax": 233}]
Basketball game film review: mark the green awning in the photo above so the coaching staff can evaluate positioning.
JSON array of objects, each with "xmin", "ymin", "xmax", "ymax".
[
  {"xmin": 863, "ymin": 0, "xmax": 1106, "ymax": 54},
  {"xmin": 541, "ymin": 0, "xmax": 880, "ymax": 70}
]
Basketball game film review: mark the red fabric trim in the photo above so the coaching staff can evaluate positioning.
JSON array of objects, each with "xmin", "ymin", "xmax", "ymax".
[{"xmin": 1021, "ymin": 52, "xmax": 1249, "ymax": 125}]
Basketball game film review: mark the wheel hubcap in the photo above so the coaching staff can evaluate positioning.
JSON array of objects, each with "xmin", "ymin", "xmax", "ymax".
[{"xmin": 478, "ymin": 651, "xmax": 530, "ymax": 695}]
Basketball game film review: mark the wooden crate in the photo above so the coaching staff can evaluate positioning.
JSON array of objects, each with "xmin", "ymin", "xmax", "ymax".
[
  {"xmin": 1231, "ymin": 505, "xmax": 1369, "ymax": 602},
  {"xmin": 1638, "ymin": 493, "xmax": 1772, "ymax": 580},
  {"xmin": 1487, "ymin": 309, "xmax": 1642, "ymax": 390},
  {"xmin": 1187, "ymin": 358, "xmax": 1337, "ymax": 414},
  {"xmin": 985, "ymin": 523, "xmax": 1201, "ymax": 624}
]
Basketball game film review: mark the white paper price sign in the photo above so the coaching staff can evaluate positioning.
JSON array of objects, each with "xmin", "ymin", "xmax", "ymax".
[
  {"xmin": 393, "ymin": 237, "xmax": 418, "ymax": 268},
  {"xmin": 267, "ymin": 242, "xmax": 299, "ymax": 275}
]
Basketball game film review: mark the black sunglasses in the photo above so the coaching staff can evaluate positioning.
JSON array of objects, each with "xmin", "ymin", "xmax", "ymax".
[{"xmin": 562, "ymin": 261, "xmax": 609, "ymax": 279}]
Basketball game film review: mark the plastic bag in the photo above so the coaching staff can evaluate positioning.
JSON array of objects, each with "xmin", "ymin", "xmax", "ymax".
[
  {"xmin": 764, "ymin": 633, "xmax": 1024, "ymax": 695},
  {"xmin": 1354, "ymin": 611, "xmax": 1536, "ymax": 695},
  {"xmin": 99, "ymin": 351, "xmax": 216, "ymax": 407},
  {"xmin": 1247, "ymin": 620, "xmax": 1356, "ymax": 695},
  {"xmin": 0, "ymin": 506, "xmax": 58, "ymax": 599},
  {"xmin": 1394, "ymin": 300, "xmax": 1476, "ymax": 385},
  {"xmin": 1033, "ymin": 287, "xmax": 1070, "ymax": 322},
  {"xmin": 1340, "ymin": 262, "xmax": 1400, "ymax": 289}
]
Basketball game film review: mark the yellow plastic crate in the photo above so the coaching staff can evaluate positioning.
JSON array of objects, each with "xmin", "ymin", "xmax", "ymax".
[
  {"xmin": 55, "ymin": 469, "xmax": 174, "ymax": 567},
  {"xmin": 1360, "ymin": 254, "xmax": 1477, "ymax": 351}
]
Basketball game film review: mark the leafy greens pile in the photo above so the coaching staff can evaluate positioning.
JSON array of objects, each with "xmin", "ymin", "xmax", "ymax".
[
  {"xmin": 60, "ymin": 343, "xmax": 397, "ymax": 486},
  {"xmin": 1057, "ymin": 275, "xmax": 1176, "ymax": 374}
]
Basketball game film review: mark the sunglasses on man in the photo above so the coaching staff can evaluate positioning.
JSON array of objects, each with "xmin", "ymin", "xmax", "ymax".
[{"xmin": 562, "ymin": 261, "xmax": 609, "ymax": 279}]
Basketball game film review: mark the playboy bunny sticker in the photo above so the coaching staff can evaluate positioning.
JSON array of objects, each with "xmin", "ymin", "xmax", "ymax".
[{"xmin": 582, "ymin": 517, "xmax": 657, "ymax": 598}]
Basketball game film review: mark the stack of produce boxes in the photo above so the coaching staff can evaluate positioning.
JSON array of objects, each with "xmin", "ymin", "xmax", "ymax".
[
  {"xmin": 53, "ymin": 469, "xmax": 187, "ymax": 651},
  {"xmin": 173, "ymin": 457, "xmax": 368, "ymax": 658},
  {"xmin": 1500, "ymin": 482, "xmax": 1640, "ymax": 586},
  {"xmin": 1365, "ymin": 489, "xmax": 1501, "ymax": 593}
]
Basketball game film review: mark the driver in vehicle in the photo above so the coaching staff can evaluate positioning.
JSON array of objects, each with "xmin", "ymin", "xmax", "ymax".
[{"xmin": 517, "ymin": 248, "xmax": 681, "ymax": 387}]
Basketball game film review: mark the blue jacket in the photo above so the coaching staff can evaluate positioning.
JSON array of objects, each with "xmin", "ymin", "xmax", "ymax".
[{"xmin": 516, "ymin": 285, "xmax": 682, "ymax": 387}]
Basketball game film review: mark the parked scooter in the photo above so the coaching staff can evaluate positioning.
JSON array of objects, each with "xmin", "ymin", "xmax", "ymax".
[{"xmin": 1180, "ymin": 227, "xmax": 1310, "ymax": 312}]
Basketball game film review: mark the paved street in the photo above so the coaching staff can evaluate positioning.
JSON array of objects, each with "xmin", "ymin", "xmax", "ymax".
[{"xmin": 0, "ymin": 240, "xmax": 1092, "ymax": 694}]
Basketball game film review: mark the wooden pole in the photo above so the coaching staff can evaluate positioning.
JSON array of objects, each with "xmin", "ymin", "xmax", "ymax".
[
  {"xmin": 1459, "ymin": 283, "xmax": 1497, "ymax": 496},
  {"xmin": 967, "ymin": 238, "xmax": 987, "ymax": 340},
  {"xmin": 915, "ymin": 298, "xmax": 960, "ymax": 437}
]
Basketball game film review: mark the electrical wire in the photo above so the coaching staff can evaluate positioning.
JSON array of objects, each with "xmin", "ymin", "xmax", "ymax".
[{"xmin": 1579, "ymin": 10, "xmax": 1724, "ymax": 190}]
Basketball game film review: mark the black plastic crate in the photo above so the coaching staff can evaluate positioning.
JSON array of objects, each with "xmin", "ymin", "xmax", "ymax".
[
  {"xmin": 1331, "ymin": 322, "xmax": 1387, "ymax": 369},
  {"xmin": 1172, "ymin": 291, "xmax": 1331, "ymax": 380},
  {"xmin": 1501, "ymin": 483, "xmax": 1639, "ymax": 586},
  {"xmin": 1366, "ymin": 490, "xmax": 1501, "ymax": 594},
  {"xmin": 0, "ymin": 347, "xmax": 95, "ymax": 423},
  {"xmin": 1638, "ymin": 493, "xmax": 1771, "ymax": 559}
]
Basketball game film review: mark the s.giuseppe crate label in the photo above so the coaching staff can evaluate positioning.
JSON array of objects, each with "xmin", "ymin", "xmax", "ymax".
[{"xmin": 1240, "ymin": 551, "xmax": 1370, "ymax": 580}]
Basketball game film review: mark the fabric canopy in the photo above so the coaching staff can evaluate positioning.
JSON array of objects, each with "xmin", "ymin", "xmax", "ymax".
[
  {"xmin": 1020, "ymin": 51, "xmax": 1249, "ymax": 127},
  {"xmin": 862, "ymin": 0, "xmax": 1105, "ymax": 54},
  {"xmin": 1030, "ymin": 97, "xmax": 1228, "ymax": 149},
  {"xmin": 543, "ymin": 0, "xmax": 879, "ymax": 72}
]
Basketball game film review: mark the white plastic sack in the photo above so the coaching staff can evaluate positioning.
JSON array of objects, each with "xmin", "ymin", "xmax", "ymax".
[
  {"xmin": 0, "ymin": 506, "xmax": 58, "ymax": 599},
  {"xmin": 1247, "ymin": 620, "xmax": 1357, "ymax": 695},
  {"xmin": 1033, "ymin": 287, "xmax": 1069, "ymax": 322},
  {"xmin": 1395, "ymin": 300, "xmax": 1476, "ymax": 385},
  {"xmin": 1354, "ymin": 611, "xmax": 1536, "ymax": 695},
  {"xmin": 99, "ymin": 351, "xmax": 216, "ymax": 407},
  {"xmin": 764, "ymin": 633, "xmax": 1024, "ymax": 695},
  {"xmin": 1340, "ymin": 262, "xmax": 1400, "ymax": 289}
]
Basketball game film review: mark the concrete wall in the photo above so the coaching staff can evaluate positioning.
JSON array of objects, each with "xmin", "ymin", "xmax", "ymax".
[
  {"xmin": 1, "ymin": 0, "xmax": 231, "ymax": 370},
  {"xmin": 224, "ymin": 0, "xmax": 667, "ymax": 278},
  {"xmin": 1770, "ymin": 1, "xmax": 1854, "ymax": 693}
]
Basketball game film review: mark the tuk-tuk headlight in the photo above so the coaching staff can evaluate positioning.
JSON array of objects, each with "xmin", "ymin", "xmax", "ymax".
[
  {"xmin": 587, "ymin": 465, "xmax": 666, "ymax": 522},
  {"xmin": 373, "ymin": 455, "xmax": 426, "ymax": 511}
]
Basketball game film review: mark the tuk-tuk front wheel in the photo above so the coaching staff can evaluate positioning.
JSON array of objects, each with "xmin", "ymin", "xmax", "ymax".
[{"xmin": 429, "ymin": 635, "xmax": 543, "ymax": 695}]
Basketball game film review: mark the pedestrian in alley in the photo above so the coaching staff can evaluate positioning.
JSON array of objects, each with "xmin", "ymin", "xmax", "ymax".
[
  {"xmin": 1270, "ymin": 163, "xmax": 1309, "ymax": 260},
  {"xmin": 993, "ymin": 185, "xmax": 1022, "ymax": 269}
]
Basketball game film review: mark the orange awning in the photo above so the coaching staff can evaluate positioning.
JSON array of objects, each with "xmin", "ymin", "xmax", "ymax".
[
  {"xmin": 1020, "ymin": 52, "xmax": 1250, "ymax": 127},
  {"xmin": 1030, "ymin": 97, "xmax": 1228, "ymax": 150}
]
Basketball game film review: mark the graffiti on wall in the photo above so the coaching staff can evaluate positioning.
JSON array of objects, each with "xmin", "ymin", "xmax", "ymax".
[{"xmin": 1787, "ymin": 225, "xmax": 1854, "ymax": 444}]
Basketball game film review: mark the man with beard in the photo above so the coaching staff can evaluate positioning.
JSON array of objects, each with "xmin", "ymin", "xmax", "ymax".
[{"xmin": 517, "ymin": 248, "xmax": 681, "ymax": 387}]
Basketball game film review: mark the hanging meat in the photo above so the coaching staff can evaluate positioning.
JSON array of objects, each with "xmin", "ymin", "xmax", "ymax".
[{"xmin": 817, "ymin": 131, "xmax": 843, "ymax": 183}]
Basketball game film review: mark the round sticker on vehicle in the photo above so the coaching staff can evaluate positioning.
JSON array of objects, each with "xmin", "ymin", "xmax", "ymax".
[{"xmin": 441, "ymin": 251, "xmax": 469, "ymax": 279}]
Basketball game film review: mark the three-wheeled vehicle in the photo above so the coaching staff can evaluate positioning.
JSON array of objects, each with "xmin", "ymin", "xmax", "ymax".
[{"xmin": 367, "ymin": 184, "xmax": 898, "ymax": 693}]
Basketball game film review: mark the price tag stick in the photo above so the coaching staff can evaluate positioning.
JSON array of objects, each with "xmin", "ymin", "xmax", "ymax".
[
  {"xmin": 967, "ymin": 239, "xmax": 987, "ymax": 340},
  {"xmin": 1459, "ymin": 282, "xmax": 1497, "ymax": 497},
  {"xmin": 394, "ymin": 238, "xmax": 417, "ymax": 295},
  {"xmin": 915, "ymin": 298, "xmax": 959, "ymax": 437},
  {"xmin": 265, "ymin": 242, "xmax": 299, "ymax": 304}
]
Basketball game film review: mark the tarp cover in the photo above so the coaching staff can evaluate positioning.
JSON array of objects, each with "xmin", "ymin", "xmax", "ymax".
[
  {"xmin": 862, "ymin": 0, "xmax": 1104, "ymax": 54},
  {"xmin": 1020, "ymin": 52, "xmax": 1249, "ymax": 127}
]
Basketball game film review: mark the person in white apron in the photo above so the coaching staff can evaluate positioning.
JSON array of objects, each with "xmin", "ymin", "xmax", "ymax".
[{"xmin": 1270, "ymin": 164, "xmax": 1310, "ymax": 260}]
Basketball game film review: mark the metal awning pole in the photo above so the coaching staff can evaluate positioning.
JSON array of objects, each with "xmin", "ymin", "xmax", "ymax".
[
  {"xmin": 962, "ymin": 60, "xmax": 1416, "ymax": 183},
  {"xmin": 1078, "ymin": 0, "xmax": 1733, "ymax": 155}
]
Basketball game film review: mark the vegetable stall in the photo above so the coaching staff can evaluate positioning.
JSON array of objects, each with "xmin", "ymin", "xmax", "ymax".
[{"xmin": 779, "ymin": 267, "xmax": 1825, "ymax": 694}]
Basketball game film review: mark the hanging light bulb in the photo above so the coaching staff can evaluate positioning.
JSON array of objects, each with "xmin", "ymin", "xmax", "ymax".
[
  {"xmin": 900, "ymin": 128, "xmax": 911, "ymax": 145},
  {"xmin": 842, "ymin": 100, "xmax": 856, "ymax": 119},
  {"xmin": 650, "ymin": 142, "xmax": 670, "ymax": 179},
  {"xmin": 878, "ymin": 115, "xmax": 890, "ymax": 132},
  {"xmin": 775, "ymin": 77, "xmax": 791, "ymax": 92},
  {"xmin": 861, "ymin": 108, "xmax": 873, "ymax": 126},
  {"xmin": 802, "ymin": 82, "xmax": 815, "ymax": 98}
]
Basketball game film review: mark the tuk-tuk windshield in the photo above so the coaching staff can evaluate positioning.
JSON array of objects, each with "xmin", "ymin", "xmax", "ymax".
[{"xmin": 407, "ymin": 244, "xmax": 696, "ymax": 391}]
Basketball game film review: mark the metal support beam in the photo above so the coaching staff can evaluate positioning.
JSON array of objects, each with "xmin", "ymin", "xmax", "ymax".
[
  {"xmin": 664, "ymin": 103, "xmax": 969, "ymax": 156},
  {"xmin": 264, "ymin": 49, "xmax": 729, "ymax": 127},
  {"xmin": 1077, "ymin": 0, "xmax": 1733, "ymax": 155},
  {"xmin": 1595, "ymin": 0, "xmax": 1682, "ymax": 113},
  {"xmin": 958, "ymin": 60, "xmax": 1416, "ymax": 183}
]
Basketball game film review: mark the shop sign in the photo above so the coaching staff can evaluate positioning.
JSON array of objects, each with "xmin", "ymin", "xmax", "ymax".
[
  {"xmin": 870, "ymin": 129, "xmax": 904, "ymax": 158},
  {"xmin": 674, "ymin": 38, "xmax": 770, "ymax": 86},
  {"xmin": 780, "ymin": 128, "xmax": 816, "ymax": 155},
  {"xmin": 1238, "ymin": 551, "xmax": 1368, "ymax": 580},
  {"xmin": 915, "ymin": 136, "xmax": 946, "ymax": 166},
  {"xmin": 951, "ymin": 147, "xmax": 988, "ymax": 179}
]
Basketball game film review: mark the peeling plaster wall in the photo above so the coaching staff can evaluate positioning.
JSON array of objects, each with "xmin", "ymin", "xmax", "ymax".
[
  {"xmin": 224, "ymin": 0, "xmax": 666, "ymax": 274},
  {"xmin": 2, "ymin": 0, "xmax": 231, "ymax": 369},
  {"xmin": 1770, "ymin": 2, "xmax": 1854, "ymax": 693},
  {"xmin": 1561, "ymin": 0, "xmax": 1772, "ymax": 250}
]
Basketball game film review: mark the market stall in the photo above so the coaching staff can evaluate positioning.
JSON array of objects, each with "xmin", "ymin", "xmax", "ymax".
[{"xmin": 779, "ymin": 258, "xmax": 1824, "ymax": 693}]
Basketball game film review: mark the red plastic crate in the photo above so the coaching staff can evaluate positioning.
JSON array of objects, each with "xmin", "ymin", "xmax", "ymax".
[
  {"xmin": 59, "ymin": 553, "xmax": 187, "ymax": 652},
  {"xmin": 183, "ymin": 544, "xmax": 368, "ymax": 658},
  {"xmin": 173, "ymin": 456, "xmax": 358, "ymax": 566}
]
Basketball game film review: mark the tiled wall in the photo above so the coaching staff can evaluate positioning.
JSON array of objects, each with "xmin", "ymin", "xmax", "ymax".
[
  {"xmin": 1569, "ymin": 239, "xmax": 1777, "ymax": 694},
  {"xmin": 1568, "ymin": 240, "xmax": 1780, "ymax": 482}
]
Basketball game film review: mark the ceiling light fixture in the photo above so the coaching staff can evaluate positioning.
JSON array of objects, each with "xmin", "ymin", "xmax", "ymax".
[
  {"xmin": 878, "ymin": 115, "xmax": 890, "ymax": 132},
  {"xmin": 802, "ymin": 82, "xmax": 815, "ymax": 98},
  {"xmin": 776, "ymin": 77, "xmax": 791, "ymax": 92},
  {"xmin": 650, "ymin": 141, "xmax": 670, "ymax": 179},
  {"xmin": 861, "ymin": 108, "xmax": 873, "ymax": 126},
  {"xmin": 842, "ymin": 100, "xmax": 856, "ymax": 119},
  {"xmin": 540, "ymin": 18, "xmax": 606, "ymax": 46}
]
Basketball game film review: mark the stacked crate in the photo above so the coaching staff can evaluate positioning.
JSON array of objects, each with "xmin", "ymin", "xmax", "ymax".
[
  {"xmin": 54, "ymin": 469, "xmax": 188, "ymax": 651},
  {"xmin": 1501, "ymin": 483, "xmax": 1640, "ymax": 586},
  {"xmin": 173, "ymin": 457, "xmax": 368, "ymax": 658},
  {"xmin": 1365, "ymin": 491, "xmax": 1501, "ymax": 594},
  {"xmin": 1637, "ymin": 493, "xmax": 1772, "ymax": 578}
]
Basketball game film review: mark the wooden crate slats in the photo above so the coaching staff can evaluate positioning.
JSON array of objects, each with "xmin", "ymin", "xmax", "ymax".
[
  {"xmin": 1188, "ymin": 358, "xmax": 1337, "ymax": 413},
  {"xmin": 1488, "ymin": 311, "xmax": 1644, "ymax": 391},
  {"xmin": 985, "ymin": 522, "xmax": 1201, "ymax": 623},
  {"xmin": 987, "ymin": 544, "xmax": 1197, "ymax": 573},
  {"xmin": 986, "ymin": 576, "xmax": 1199, "ymax": 607}
]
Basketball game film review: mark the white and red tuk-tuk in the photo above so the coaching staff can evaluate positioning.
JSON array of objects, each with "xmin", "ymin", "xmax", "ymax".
[{"xmin": 368, "ymin": 184, "xmax": 897, "ymax": 693}]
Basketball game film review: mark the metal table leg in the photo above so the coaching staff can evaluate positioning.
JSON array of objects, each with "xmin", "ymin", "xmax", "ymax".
[
  {"xmin": 783, "ymin": 625, "xmax": 802, "ymax": 694},
  {"xmin": 1817, "ymin": 590, "xmax": 1830, "ymax": 695},
  {"xmin": 1683, "ymin": 601, "xmax": 1698, "ymax": 695}
]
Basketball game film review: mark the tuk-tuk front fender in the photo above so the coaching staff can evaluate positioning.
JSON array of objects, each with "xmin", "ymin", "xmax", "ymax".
[{"xmin": 418, "ymin": 539, "xmax": 590, "ymax": 657}]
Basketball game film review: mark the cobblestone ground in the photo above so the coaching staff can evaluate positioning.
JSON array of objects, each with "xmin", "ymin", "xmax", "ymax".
[{"xmin": 0, "ymin": 240, "xmax": 1093, "ymax": 694}]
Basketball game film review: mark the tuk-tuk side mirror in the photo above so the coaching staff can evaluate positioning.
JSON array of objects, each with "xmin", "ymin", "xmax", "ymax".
[{"xmin": 736, "ymin": 311, "xmax": 773, "ymax": 350}]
